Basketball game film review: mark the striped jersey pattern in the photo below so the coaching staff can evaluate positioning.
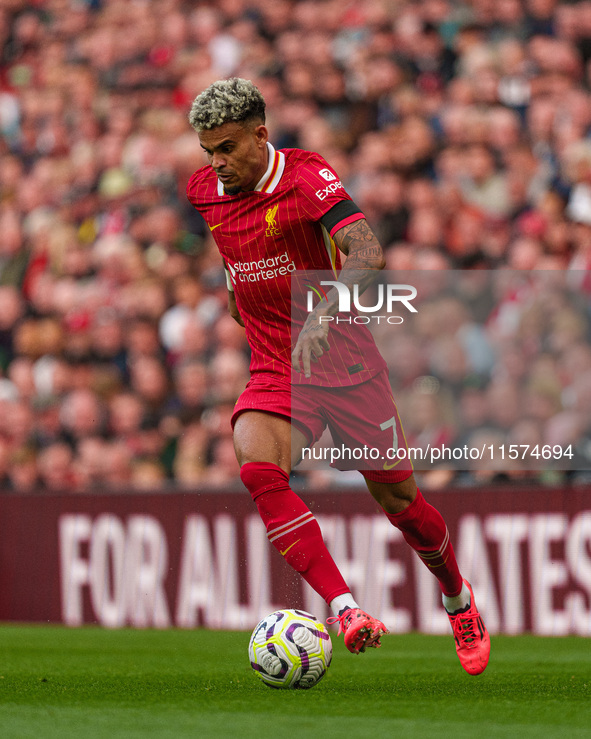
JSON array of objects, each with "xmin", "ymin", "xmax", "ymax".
[{"xmin": 187, "ymin": 144, "xmax": 386, "ymax": 386}]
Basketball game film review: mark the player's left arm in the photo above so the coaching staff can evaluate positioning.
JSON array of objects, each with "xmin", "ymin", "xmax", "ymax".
[
  {"xmin": 332, "ymin": 216, "xmax": 386, "ymax": 289},
  {"xmin": 292, "ymin": 216, "xmax": 385, "ymax": 377}
]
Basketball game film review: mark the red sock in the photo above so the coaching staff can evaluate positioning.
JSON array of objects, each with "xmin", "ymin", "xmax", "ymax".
[
  {"xmin": 240, "ymin": 462, "xmax": 350, "ymax": 604},
  {"xmin": 384, "ymin": 489, "xmax": 462, "ymax": 597}
]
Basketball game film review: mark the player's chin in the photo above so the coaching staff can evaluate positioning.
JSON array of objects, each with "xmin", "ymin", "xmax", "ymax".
[
  {"xmin": 224, "ymin": 184, "xmax": 243, "ymax": 195},
  {"xmin": 218, "ymin": 174, "xmax": 242, "ymax": 194}
]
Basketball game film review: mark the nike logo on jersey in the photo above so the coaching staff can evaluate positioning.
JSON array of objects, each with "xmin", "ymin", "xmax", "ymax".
[{"xmin": 210, "ymin": 222, "xmax": 223, "ymax": 230}]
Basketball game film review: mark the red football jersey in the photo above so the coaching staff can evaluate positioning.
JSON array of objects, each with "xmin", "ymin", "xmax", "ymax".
[{"xmin": 187, "ymin": 144, "xmax": 387, "ymax": 386}]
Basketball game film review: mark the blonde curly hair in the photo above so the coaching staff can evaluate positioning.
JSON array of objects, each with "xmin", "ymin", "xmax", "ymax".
[{"xmin": 189, "ymin": 78, "xmax": 266, "ymax": 131}]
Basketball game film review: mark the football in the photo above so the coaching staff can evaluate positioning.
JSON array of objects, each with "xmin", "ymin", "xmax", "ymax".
[{"xmin": 248, "ymin": 609, "xmax": 332, "ymax": 689}]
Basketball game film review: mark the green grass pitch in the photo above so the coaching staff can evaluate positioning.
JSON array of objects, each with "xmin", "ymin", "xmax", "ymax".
[{"xmin": 0, "ymin": 625, "xmax": 589, "ymax": 739}]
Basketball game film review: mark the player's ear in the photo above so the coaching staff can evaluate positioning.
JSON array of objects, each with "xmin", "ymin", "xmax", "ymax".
[{"xmin": 254, "ymin": 124, "xmax": 268, "ymax": 148}]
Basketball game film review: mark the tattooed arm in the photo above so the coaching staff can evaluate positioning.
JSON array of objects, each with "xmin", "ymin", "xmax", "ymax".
[
  {"xmin": 331, "ymin": 217, "xmax": 386, "ymax": 292},
  {"xmin": 292, "ymin": 218, "xmax": 385, "ymax": 377}
]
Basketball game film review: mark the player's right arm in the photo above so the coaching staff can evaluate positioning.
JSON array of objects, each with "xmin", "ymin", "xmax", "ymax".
[
  {"xmin": 228, "ymin": 290, "xmax": 245, "ymax": 327},
  {"xmin": 186, "ymin": 169, "xmax": 245, "ymax": 326},
  {"xmin": 224, "ymin": 260, "xmax": 245, "ymax": 327}
]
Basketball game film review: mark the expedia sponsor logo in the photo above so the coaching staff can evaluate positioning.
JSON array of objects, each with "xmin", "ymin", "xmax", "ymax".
[
  {"xmin": 227, "ymin": 251, "xmax": 296, "ymax": 283},
  {"xmin": 319, "ymin": 168, "xmax": 337, "ymax": 182},
  {"xmin": 315, "ymin": 180, "xmax": 344, "ymax": 200}
]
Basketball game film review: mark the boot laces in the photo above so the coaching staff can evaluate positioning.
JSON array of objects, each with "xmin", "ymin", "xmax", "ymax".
[
  {"xmin": 326, "ymin": 609, "xmax": 354, "ymax": 636},
  {"xmin": 452, "ymin": 610, "xmax": 481, "ymax": 649}
]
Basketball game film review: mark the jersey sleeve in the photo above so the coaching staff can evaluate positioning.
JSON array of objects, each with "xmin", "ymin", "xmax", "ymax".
[
  {"xmin": 186, "ymin": 166, "xmax": 210, "ymax": 211},
  {"xmin": 186, "ymin": 170, "xmax": 199, "ymax": 207},
  {"xmin": 295, "ymin": 152, "xmax": 365, "ymax": 235},
  {"xmin": 319, "ymin": 200, "xmax": 366, "ymax": 238}
]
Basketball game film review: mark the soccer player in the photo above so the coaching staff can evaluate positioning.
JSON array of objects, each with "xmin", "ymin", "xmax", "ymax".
[{"xmin": 187, "ymin": 78, "xmax": 490, "ymax": 675}]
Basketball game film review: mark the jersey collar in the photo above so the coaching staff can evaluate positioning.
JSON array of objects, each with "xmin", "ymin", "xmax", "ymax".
[{"xmin": 216, "ymin": 143, "xmax": 285, "ymax": 196}]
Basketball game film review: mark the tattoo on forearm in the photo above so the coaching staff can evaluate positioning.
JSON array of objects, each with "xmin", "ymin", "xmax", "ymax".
[
  {"xmin": 308, "ymin": 218, "xmax": 386, "ymax": 317},
  {"xmin": 341, "ymin": 219, "xmax": 375, "ymax": 243},
  {"xmin": 339, "ymin": 221, "xmax": 384, "ymax": 266},
  {"xmin": 338, "ymin": 219, "xmax": 384, "ymax": 273},
  {"xmin": 344, "ymin": 244, "xmax": 383, "ymax": 266}
]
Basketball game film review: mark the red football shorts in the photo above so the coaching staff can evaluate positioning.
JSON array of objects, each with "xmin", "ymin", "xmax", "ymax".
[{"xmin": 231, "ymin": 369, "xmax": 413, "ymax": 483}]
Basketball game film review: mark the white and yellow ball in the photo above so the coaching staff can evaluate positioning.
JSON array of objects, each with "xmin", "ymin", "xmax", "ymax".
[{"xmin": 248, "ymin": 609, "xmax": 332, "ymax": 689}]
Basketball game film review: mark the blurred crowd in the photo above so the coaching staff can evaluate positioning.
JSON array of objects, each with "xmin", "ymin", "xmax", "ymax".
[
  {"xmin": 370, "ymin": 269, "xmax": 591, "ymax": 487},
  {"xmin": 1, "ymin": 0, "xmax": 591, "ymax": 493}
]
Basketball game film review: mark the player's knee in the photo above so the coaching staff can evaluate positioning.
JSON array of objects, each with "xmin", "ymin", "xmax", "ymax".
[
  {"xmin": 240, "ymin": 461, "xmax": 290, "ymax": 501},
  {"xmin": 366, "ymin": 473, "xmax": 417, "ymax": 514}
]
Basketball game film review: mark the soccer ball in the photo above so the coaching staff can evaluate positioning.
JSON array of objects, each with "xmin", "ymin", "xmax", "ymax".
[{"xmin": 248, "ymin": 609, "xmax": 332, "ymax": 689}]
